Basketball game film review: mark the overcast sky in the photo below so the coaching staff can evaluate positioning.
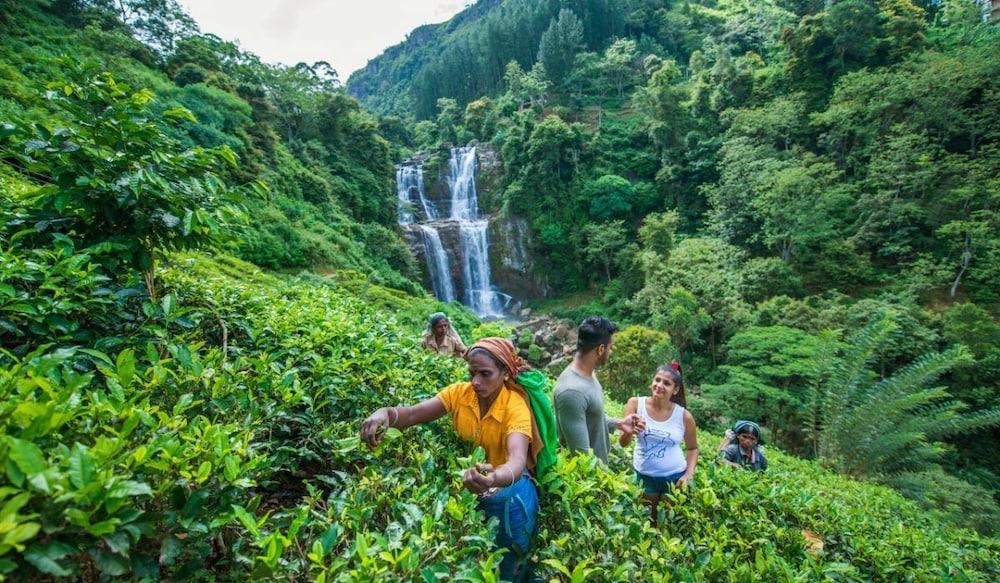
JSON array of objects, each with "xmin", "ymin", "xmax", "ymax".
[{"xmin": 177, "ymin": 0, "xmax": 470, "ymax": 80}]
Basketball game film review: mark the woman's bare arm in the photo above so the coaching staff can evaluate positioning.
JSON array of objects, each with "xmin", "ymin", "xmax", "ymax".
[
  {"xmin": 360, "ymin": 396, "xmax": 447, "ymax": 449},
  {"xmin": 464, "ymin": 432, "xmax": 529, "ymax": 494},
  {"xmin": 677, "ymin": 410, "xmax": 699, "ymax": 486}
]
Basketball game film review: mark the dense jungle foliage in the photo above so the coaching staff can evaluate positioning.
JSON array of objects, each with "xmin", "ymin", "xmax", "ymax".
[
  {"xmin": 1, "ymin": 0, "xmax": 421, "ymax": 292},
  {"xmin": 351, "ymin": 0, "xmax": 1000, "ymax": 534},
  {"xmin": 1, "ymin": 0, "xmax": 999, "ymax": 579}
]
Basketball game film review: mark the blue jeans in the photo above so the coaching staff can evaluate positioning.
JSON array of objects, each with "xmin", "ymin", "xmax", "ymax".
[
  {"xmin": 478, "ymin": 474, "xmax": 538, "ymax": 582},
  {"xmin": 635, "ymin": 469, "xmax": 686, "ymax": 496}
]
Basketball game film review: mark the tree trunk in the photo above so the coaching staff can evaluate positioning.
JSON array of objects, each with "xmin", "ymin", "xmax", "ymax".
[{"xmin": 949, "ymin": 233, "xmax": 972, "ymax": 298}]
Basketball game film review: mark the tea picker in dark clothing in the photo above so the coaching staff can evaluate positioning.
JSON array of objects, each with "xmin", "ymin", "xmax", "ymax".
[{"xmin": 719, "ymin": 420, "xmax": 768, "ymax": 472}]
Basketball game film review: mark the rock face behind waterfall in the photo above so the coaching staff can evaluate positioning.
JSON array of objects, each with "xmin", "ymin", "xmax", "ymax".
[
  {"xmin": 398, "ymin": 143, "xmax": 548, "ymax": 311},
  {"xmin": 490, "ymin": 215, "xmax": 548, "ymax": 299}
]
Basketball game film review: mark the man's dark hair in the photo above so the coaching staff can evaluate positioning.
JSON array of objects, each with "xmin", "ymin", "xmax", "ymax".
[{"xmin": 576, "ymin": 316, "xmax": 618, "ymax": 354}]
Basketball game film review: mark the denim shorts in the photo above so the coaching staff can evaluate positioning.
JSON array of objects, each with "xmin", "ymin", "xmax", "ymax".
[
  {"xmin": 478, "ymin": 474, "xmax": 538, "ymax": 582},
  {"xmin": 635, "ymin": 469, "xmax": 687, "ymax": 496}
]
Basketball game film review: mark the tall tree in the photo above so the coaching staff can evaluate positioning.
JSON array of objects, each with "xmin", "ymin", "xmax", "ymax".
[
  {"xmin": 601, "ymin": 38, "xmax": 639, "ymax": 97},
  {"xmin": 538, "ymin": 9, "xmax": 585, "ymax": 86}
]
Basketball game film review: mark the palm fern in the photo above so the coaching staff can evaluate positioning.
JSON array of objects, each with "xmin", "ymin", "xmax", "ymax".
[{"xmin": 817, "ymin": 314, "xmax": 1000, "ymax": 479}]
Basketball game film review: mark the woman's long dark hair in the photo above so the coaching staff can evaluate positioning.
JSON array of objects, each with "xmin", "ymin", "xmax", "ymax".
[{"xmin": 656, "ymin": 361, "xmax": 687, "ymax": 407}]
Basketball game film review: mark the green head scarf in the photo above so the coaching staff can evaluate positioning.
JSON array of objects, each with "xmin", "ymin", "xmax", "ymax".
[{"xmin": 733, "ymin": 420, "xmax": 763, "ymax": 444}]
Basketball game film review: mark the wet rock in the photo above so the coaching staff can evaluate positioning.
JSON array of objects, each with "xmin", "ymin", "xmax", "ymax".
[{"xmin": 512, "ymin": 314, "xmax": 580, "ymax": 369}]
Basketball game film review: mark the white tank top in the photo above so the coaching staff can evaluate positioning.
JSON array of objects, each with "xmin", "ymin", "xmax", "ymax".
[{"xmin": 632, "ymin": 397, "xmax": 687, "ymax": 477}]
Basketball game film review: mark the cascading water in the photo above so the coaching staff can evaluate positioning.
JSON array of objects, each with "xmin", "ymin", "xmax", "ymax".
[
  {"xmin": 447, "ymin": 146, "xmax": 479, "ymax": 221},
  {"xmin": 396, "ymin": 164, "xmax": 455, "ymax": 302},
  {"xmin": 395, "ymin": 166, "xmax": 416, "ymax": 224},
  {"xmin": 447, "ymin": 147, "xmax": 504, "ymax": 317},
  {"xmin": 396, "ymin": 146, "xmax": 509, "ymax": 318},
  {"xmin": 396, "ymin": 165, "xmax": 437, "ymax": 223},
  {"xmin": 418, "ymin": 225, "xmax": 456, "ymax": 303},
  {"xmin": 459, "ymin": 218, "xmax": 502, "ymax": 316}
]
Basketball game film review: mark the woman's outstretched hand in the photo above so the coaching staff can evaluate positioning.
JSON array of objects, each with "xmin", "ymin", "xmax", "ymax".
[
  {"xmin": 360, "ymin": 409, "xmax": 390, "ymax": 450},
  {"xmin": 620, "ymin": 413, "xmax": 646, "ymax": 435},
  {"xmin": 463, "ymin": 463, "xmax": 496, "ymax": 494}
]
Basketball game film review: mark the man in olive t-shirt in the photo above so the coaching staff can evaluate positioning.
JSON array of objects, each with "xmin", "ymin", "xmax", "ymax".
[{"xmin": 553, "ymin": 316, "xmax": 642, "ymax": 464}]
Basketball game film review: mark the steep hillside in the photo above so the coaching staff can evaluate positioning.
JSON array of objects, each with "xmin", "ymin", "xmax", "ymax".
[
  {"xmin": 346, "ymin": 0, "xmax": 503, "ymax": 115},
  {"xmin": 2, "ymin": 251, "xmax": 997, "ymax": 580},
  {"xmin": 347, "ymin": 0, "xmax": 625, "ymax": 118},
  {"xmin": 1, "ymin": 0, "xmax": 419, "ymax": 292}
]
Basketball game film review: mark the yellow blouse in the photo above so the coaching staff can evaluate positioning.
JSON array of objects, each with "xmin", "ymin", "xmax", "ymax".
[{"xmin": 436, "ymin": 382, "xmax": 532, "ymax": 467}]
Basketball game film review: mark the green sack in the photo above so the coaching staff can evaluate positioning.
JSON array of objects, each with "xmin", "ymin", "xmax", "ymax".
[{"xmin": 516, "ymin": 369, "xmax": 559, "ymax": 484}]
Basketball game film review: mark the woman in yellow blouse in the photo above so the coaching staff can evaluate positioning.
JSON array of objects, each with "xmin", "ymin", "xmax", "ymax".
[{"xmin": 360, "ymin": 338, "xmax": 542, "ymax": 582}]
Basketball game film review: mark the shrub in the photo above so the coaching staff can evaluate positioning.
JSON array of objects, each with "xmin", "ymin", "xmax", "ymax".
[
  {"xmin": 470, "ymin": 321, "xmax": 514, "ymax": 343},
  {"xmin": 2, "ymin": 254, "xmax": 998, "ymax": 580},
  {"xmin": 601, "ymin": 325, "xmax": 676, "ymax": 403},
  {"xmin": 1, "ymin": 65, "xmax": 254, "ymax": 298},
  {"xmin": 172, "ymin": 62, "xmax": 208, "ymax": 87}
]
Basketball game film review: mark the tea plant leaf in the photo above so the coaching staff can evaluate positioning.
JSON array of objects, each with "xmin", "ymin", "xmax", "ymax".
[
  {"xmin": 114, "ymin": 349, "xmax": 135, "ymax": 387},
  {"xmin": 90, "ymin": 548, "xmax": 127, "ymax": 576},
  {"xmin": 5, "ymin": 437, "xmax": 46, "ymax": 475},
  {"xmin": 3, "ymin": 522, "xmax": 41, "ymax": 547},
  {"xmin": 23, "ymin": 542, "xmax": 74, "ymax": 576},
  {"xmin": 68, "ymin": 446, "xmax": 95, "ymax": 489},
  {"xmin": 158, "ymin": 536, "xmax": 182, "ymax": 566},
  {"xmin": 231, "ymin": 505, "xmax": 260, "ymax": 537}
]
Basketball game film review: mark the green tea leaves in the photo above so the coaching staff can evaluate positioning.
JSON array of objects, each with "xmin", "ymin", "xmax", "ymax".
[{"xmin": 5, "ymin": 438, "xmax": 46, "ymax": 476}]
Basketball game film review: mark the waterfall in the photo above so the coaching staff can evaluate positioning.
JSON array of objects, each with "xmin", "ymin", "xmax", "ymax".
[
  {"xmin": 418, "ymin": 225, "xmax": 456, "ymax": 303},
  {"xmin": 397, "ymin": 164, "xmax": 456, "ymax": 301},
  {"xmin": 396, "ymin": 147, "xmax": 509, "ymax": 318},
  {"xmin": 396, "ymin": 165, "xmax": 437, "ymax": 223},
  {"xmin": 447, "ymin": 146, "xmax": 479, "ymax": 220},
  {"xmin": 447, "ymin": 147, "xmax": 503, "ymax": 317},
  {"xmin": 395, "ymin": 166, "xmax": 416, "ymax": 224},
  {"xmin": 459, "ymin": 219, "xmax": 502, "ymax": 317}
]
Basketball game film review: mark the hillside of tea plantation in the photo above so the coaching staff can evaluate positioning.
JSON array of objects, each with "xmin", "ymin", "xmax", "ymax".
[
  {"xmin": 2, "ymin": 253, "xmax": 997, "ymax": 581},
  {"xmin": 2, "ymin": 0, "xmax": 1000, "ymax": 579}
]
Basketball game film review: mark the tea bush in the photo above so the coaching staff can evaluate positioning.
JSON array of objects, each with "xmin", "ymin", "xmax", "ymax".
[
  {"xmin": 3, "ymin": 253, "xmax": 996, "ymax": 580},
  {"xmin": 601, "ymin": 325, "xmax": 676, "ymax": 403}
]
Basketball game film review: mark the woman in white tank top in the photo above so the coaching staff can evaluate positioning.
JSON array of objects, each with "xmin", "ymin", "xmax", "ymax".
[{"xmin": 618, "ymin": 362, "xmax": 700, "ymax": 526}]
